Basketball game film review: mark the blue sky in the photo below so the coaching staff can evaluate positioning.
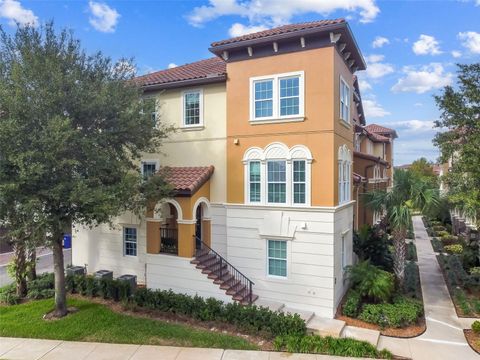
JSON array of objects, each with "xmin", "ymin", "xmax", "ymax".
[{"xmin": 1, "ymin": 0, "xmax": 479, "ymax": 165}]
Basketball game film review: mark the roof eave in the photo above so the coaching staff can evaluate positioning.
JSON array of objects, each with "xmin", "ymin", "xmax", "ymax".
[{"xmin": 141, "ymin": 74, "xmax": 226, "ymax": 92}]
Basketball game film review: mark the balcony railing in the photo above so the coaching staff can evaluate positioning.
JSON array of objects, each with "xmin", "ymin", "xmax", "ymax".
[{"xmin": 160, "ymin": 227, "xmax": 178, "ymax": 255}]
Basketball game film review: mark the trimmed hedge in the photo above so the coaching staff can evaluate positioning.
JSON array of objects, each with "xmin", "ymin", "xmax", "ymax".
[
  {"xmin": 439, "ymin": 254, "xmax": 480, "ymax": 291},
  {"xmin": 342, "ymin": 290, "xmax": 361, "ymax": 318},
  {"xmin": 273, "ymin": 334, "xmax": 392, "ymax": 359},
  {"xmin": 0, "ymin": 273, "xmax": 56, "ymax": 305},
  {"xmin": 358, "ymin": 296, "xmax": 423, "ymax": 328},
  {"xmin": 132, "ymin": 287, "xmax": 305, "ymax": 338}
]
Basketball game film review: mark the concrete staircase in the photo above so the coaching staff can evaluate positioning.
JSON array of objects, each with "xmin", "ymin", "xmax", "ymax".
[{"xmin": 254, "ymin": 299, "xmax": 380, "ymax": 346}]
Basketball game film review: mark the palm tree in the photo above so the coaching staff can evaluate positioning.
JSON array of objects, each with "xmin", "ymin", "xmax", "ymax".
[{"xmin": 365, "ymin": 169, "xmax": 438, "ymax": 285}]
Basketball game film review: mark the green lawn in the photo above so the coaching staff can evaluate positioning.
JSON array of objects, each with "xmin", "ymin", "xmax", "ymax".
[{"xmin": 0, "ymin": 297, "xmax": 258, "ymax": 350}]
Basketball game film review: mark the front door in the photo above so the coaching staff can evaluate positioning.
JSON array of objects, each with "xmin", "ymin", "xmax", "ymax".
[{"xmin": 195, "ymin": 205, "xmax": 202, "ymax": 250}]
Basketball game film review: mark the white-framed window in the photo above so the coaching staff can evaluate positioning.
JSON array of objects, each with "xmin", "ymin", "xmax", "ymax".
[
  {"xmin": 340, "ymin": 77, "xmax": 350, "ymax": 124},
  {"xmin": 267, "ymin": 160, "xmax": 287, "ymax": 204},
  {"xmin": 250, "ymin": 71, "xmax": 304, "ymax": 122},
  {"xmin": 141, "ymin": 160, "xmax": 158, "ymax": 179},
  {"xmin": 249, "ymin": 161, "xmax": 261, "ymax": 202},
  {"xmin": 123, "ymin": 227, "xmax": 137, "ymax": 256},
  {"xmin": 243, "ymin": 143, "xmax": 312, "ymax": 206},
  {"xmin": 182, "ymin": 89, "xmax": 203, "ymax": 127},
  {"xmin": 338, "ymin": 145, "xmax": 352, "ymax": 204},
  {"xmin": 293, "ymin": 160, "xmax": 306, "ymax": 204},
  {"xmin": 267, "ymin": 240, "xmax": 287, "ymax": 277}
]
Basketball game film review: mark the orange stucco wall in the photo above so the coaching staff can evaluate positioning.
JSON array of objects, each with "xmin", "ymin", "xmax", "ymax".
[{"xmin": 226, "ymin": 46, "xmax": 354, "ymax": 207}]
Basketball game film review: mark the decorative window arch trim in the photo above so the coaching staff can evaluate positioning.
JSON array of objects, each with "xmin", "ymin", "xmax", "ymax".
[
  {"xmin": 154, "ymin": 199, "xmax": 183, "ymax": 221},
  {"xmin": 192, "ymin": 197, "xmax": 211, "ymax": 220},
  {"xmin": 338, "ymin": 145, "xmax": 352, "ymax": 205},
  {"xmin": 243, "ymin": 142, "xmax": 312, "ymax": 206}
]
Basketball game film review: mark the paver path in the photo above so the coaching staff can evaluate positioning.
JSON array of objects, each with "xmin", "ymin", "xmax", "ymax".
[
  {"xmin": 0, "ymin": 337, "xmax": 379, "ymax": 360},
  {"xmin": 377, "ymin": 215, "xmax": 478, "ymax": 359}
]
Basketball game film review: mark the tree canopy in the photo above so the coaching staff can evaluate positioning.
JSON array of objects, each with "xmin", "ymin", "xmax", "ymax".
[
  {"xmin": 0, "ymin": 22, "xmax": 173, "ymax": 316},
  {"xmin": 433, "ymin": 63, "xmax": 480, "ymax": 222}
]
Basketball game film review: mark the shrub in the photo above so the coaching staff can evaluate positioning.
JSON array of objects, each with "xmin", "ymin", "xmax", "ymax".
[
  {"xmin": 0, "ymin": 284, "xmax": 20, "ymax": 305},
  {"xmin": 441, "ymin": 234, "xmax": 459, "ymax": 245},
  {"xmin": 471, "ymin": 267, "xmax": 480, "ymax": 275},
  {"xmin": 342, "ymin": 291, "xmax": 361, "ymax": 318},
  {"xmin": 445, "ymin": 244, "xmax": 463, "ymax": 254},
  {"xmin": 273, "ymin": 334, "xmax": 392, "ymax": 358},
  {"xmin": 431, "ymin": 238, "xmax": 444, "ymax": 252},
  {"xmin": 358, "ymin": 296, "xmax": 423, "ymax": 328},
  {"xmin": 433, "ymin": 225, "xmax": 446, "ymax": 232},
  {"xmin": 345, "ymin": 261, "xmax": 395, "ymax": 303},
  {"xmin": 436, "ymin": 230, "xmax": 450, "ymax": 238},
  {"xmin": 353, "ymin": 225, "xmax": 393, "ymax": 271},
  {"xmin": 27, "ymin": 273, "xmax": 55, "ymax": 300},
  {"xmin": 404, "ymin": 262, "xmax": 420, "ymax": 297},
  {"xmin": 472, "ymin": 321, "xmax": 480, "ymax": 334},
  {"xmin": 406, "ymin": 242, "xmax": 417, "ymax": 261}
]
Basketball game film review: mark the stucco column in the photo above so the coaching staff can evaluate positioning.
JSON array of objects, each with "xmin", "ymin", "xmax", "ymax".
[
  {"xmin": 178, "ymin": 223, "xmax": 195, "ymax": 258},
  {"xmin": 146, "ymin": 220, "xmax": 160, "ymax": 254}
]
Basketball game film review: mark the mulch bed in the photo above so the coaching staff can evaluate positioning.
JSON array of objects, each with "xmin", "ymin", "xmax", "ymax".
[
  {"xmin": 464, "ymin": 329, "xmax": 480, "ymax": 355},
  {"xmin": 336, "ymin": 313, "xmax": 426, "ymax": 338},
  {"xmin": 69, "ymin": 294, "xmax": 273, "ymax": 350}
]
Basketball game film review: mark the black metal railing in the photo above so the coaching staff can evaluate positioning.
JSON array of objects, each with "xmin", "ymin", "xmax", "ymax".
[
  {"xmin": 160, "ymin": 228, "xmax": 178, "ymax": 255},
  {"xmin": 195, "ymin": 237, "xmax": 255, "ymax": 304}
]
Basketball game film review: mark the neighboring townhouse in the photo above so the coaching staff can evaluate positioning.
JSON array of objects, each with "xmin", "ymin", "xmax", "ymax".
[
  {"xmin": 352, "ymin": 123, "xmax": 397, "ymax": 230},
  {"xmin": 73, "ymin": 19, "xmax": 397, "ymax": 318}
]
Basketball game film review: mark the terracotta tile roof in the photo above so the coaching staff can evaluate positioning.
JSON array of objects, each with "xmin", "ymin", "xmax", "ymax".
[
  {"xmin": 211, "ymin": 19, "xmax": 345, "ymax": 47},
  {"xmin": 370, "ymin": 132, "xmax": 390, "ymax": 143},
  {"xmin": 365, "ymin": 124, "xmax": 396, "ymax": 135},
  {"xmin": 135, "ymin": 57, "xmax": 226, "ymax": 88},
  {"xmin": 354, "ymin": 151, "xmax": 389, "ymax": 166},
  {"xmin": 159, "ymin": 166, "xmax": 214, "ymax": 196}
]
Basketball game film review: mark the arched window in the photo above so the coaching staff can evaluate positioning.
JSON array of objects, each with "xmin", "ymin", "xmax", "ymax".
[
  {"xmin": 243, "ymin": 143, "xmax": 312, "ymax": 206},
  {"xmin": 338, "ymin": 145, "xmax": 352, "ymax": 204}
]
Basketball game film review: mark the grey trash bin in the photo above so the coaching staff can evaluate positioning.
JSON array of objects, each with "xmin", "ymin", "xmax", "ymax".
[
  {"xmin": 66, "ymin": 266, "xmax": 86, "ymax": 276},
  {"xmin": 94, "ymin": 270, "xmax": 113, "ymax": 280}
]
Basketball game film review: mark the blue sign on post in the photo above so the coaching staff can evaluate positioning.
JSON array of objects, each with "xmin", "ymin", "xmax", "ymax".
[{"xmin": 63, "ymin": 234, "xmax": 72, "ymax": 249}]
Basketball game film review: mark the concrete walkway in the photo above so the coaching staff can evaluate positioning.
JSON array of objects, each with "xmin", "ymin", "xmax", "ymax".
[
  {"xmin": 377, "ymin": 215, "xmax": 478, "ymax": 359},
  {"xmin": 0, "ymin": 337, "xmax": 377, "ymax": 360}
]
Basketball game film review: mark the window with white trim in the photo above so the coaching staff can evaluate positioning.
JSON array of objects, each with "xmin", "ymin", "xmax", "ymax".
[
  {"xmin": 243, "ymin": 143, "xmax": 312, "ymax": 206},
  {"xmin": 267, "ymin": 240, "xmax": 287, "ymax": 277},
  {"xmin": 142, "ymin": 161, "xmax": 157, "ymax": 179},
  {"xmin": 338, "ymin": 145, "xmax": 352, "ymax": 204},
  {"xmin": 340, "ymin": 78, "xmax": 350, "ymax": 123},
  {"xmin": 267, "ymin": 160, "xmax": 287, "ymax": 203},
  {"xmin": 249, "ymin": 161, "xmax": 261, "ymax": 202},
  {"xmin": 250, "ymin": 72, "xmax": 304, "ymax": 121},
  {"xmin": 123, "ymin": 227, "xmax": 137, "ymax": 256},
  {"xmin": 183, "ymin": 89, "xmax": 203, "ymax": 126}
]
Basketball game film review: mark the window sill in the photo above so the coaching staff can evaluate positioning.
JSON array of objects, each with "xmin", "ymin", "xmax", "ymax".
[
  {"xmin": 181, "ymin": 125, "xmax": 205, "ymax": 131},
  {"xmin": 339, "ymin": 119, "xmax": 351, "ymax": 129},
  {"xmin": 249, "ymin": 116, "xmax": 305, "ymax": 125}
]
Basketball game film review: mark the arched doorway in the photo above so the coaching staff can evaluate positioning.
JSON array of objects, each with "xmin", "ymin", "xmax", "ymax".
[{"xmin": 195, "ymin": 205, "xmax": 202, "ymax": 250}]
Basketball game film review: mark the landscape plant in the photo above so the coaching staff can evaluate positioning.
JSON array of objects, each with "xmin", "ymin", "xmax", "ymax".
[
  {"xmin": 345, "ymin": 261, "xmax": 395, "ymax": 303},
  {"xmin": 0, "ymin": 23, "xmax": 173, "ymax": 317}
]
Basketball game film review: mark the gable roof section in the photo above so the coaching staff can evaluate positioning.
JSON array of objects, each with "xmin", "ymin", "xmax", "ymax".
[
  {"xmin": 159, "ymin": 166, "xmax": 214, "ymax": 196},
  {"xmin": 365, "ymin": 124, "xmax": 398, "ymax": 138},
  {"xmin": 136, "ymin": 57, "xmax": 226, "ymax": 90},
  {"xmin": 211, "ymin": 19, "xmax": 345, "ymax": 47}
]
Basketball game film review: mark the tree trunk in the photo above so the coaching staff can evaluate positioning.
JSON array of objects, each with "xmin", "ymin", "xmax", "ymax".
[
  {"xmin": 27, "ymin": 246, "xmax": 37, "ymax": 282},
  {"xmin": 12, "ymin": 242, "xmax": 27, "ymax": 297},
  {"xmin": 392, "ymin": 227, "xmax": 407, "ymax": 286},
  {"xmin": 52, "ymin": 234, "xmax": 67, "ymax": 317}
]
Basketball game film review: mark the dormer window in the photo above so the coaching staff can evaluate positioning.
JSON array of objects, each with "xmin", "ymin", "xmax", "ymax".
[{"xmin": 250, "ymin": 72, "xmax": 304, "ymax": 122}]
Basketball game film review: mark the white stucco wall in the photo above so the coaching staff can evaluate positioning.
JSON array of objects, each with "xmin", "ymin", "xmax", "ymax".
[{"xmin": 223, "ymin": 203, "xmax": 354, "ymax": 318}]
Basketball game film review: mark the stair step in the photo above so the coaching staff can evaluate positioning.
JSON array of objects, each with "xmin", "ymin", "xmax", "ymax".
[
  {"xmin": 253, "ymin": 299, "xmax": 285, "ymax": 312},
  {"xmin": 226, "ymin": 283, "xmax": 246, "ymax": 296},
  {"xmin": 306, "ymin": 316, "xmax": 345, "ymax": 337},
  {"xmin": 341, "ymin": 325, "xmax": 380, "ymax": 347},
  {"xmin": 213, "ymin": 273, "xmax": 234, "ymax": 285},
  {"xmin": 240, "ymin": 294, "xmax": 259, "ymax": 305},
  {"xmin": 220, "ymin": 278, "xmax": 240, "ymax": 290}
]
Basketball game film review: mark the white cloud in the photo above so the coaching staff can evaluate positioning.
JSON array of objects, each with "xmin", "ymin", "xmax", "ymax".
[
  {"xmin": 414, "ymin": 102, "xmax": 423, "ymax": 107},
  {"xmin": 0, "ymin": 0, "xmax": 38, "ymax": 27},
  {"xmin": 389, "ymin": 120, "xmax": 435, "ymax": 132},
  {"xmin": 187, "ymin": 0, "xmax": 380, "ymax": 29},
  {"xmin": 451, "ymin": 50, "xmax": 462, "ymax": 58},
  {"xmin": 363, "ymin": 54, "xmax": 394, "ymax": 79},
  {"xmin": 229, "ymin": 22, "xmax": 269, "ymax": 37},
  {"xmin": 363, "ymin": 98, "xmax": 390, "ymax": 118},
  {"xmin": 358, "ymin": 79, "xmax": 372, "ymax": 91},
  {"xmin": 391, "ymin": 63, "xmax": 453, "ymax": 94},
  {"xmin": 88, "ymin": 1, "xmax": 120, "ymax": 33},
  {"xmin": 372, "ymin": 36, "xmax": 389, "ymax": 48},
  {"xmin": 168, "ymin": 63, "xmax": 178, "ymax": 69},
  {"xmin": 412, "ymin": 34, "xmax": 442, "ymax": 55},
  {"xmin": 458, "ymin": 31, "xmax": 480, "ymax": 54}
]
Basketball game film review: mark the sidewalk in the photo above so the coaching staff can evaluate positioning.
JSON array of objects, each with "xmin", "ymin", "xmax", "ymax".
[
  {"xmin": 0, "ymin": 337, "xmax": 374, "ymax": 360},
  {"xmin": 377, "ymin": 215, "xmax": 478, "ymax": 359}
]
